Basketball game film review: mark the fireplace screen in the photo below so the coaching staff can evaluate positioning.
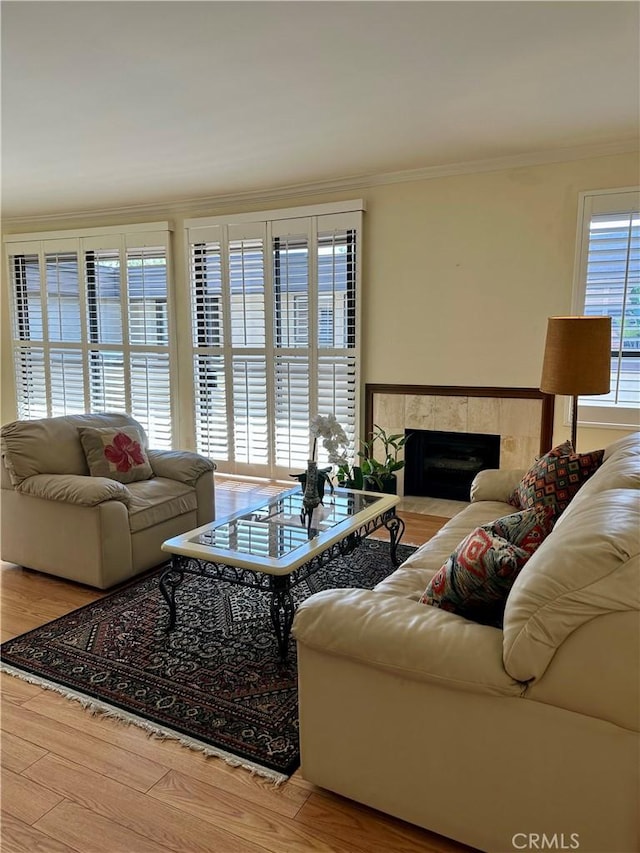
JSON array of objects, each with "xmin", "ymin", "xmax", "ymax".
[{"xmin": 404, "ymin": 429, "xmax": 500, "ymax": 501}]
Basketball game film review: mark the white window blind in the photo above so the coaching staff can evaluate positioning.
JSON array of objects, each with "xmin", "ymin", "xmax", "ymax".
[
  {"xmin": 4, "ymin": 223, "xmax": 174, "ymax": 447},
  {"xmin": 573, "ymin": 189, "xmax": 640, "ymax": 428},
  {"xmin": 186, "ymin": 202, "xmax": 362, "ymax": 478}
]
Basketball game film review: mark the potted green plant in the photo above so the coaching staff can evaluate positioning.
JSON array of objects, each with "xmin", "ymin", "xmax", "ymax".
[
  {"xmin": 359, "ymin": 425, "xmax": 409, "ymax": 494},
  {"xmin": 335, "ymin": 459, "xmax": 364, "ymax": 490}
]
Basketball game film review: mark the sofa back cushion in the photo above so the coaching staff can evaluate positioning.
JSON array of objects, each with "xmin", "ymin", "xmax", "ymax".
[
  {"xmin": 502, "ymin": 489, "xmax": 640, "ymax": 683},
  {"xmin": 553, "ymin": 432, "xmax": 640, "ymax": 526},
  {"xmin": 1, "ymin": 413, "xmax": 147, "ymax": 486}
]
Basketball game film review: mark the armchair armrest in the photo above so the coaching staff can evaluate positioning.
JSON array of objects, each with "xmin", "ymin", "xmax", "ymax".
[
  {"xmin": 293, "ymin": 588, "xmax": 523, "ymax": 696},
  {"xmin": 469, "ymin": 468, "xmax": 527, "ymax": 503},
  {"xmin": 147, "ymin": 449, "xmax": 215, "ymax": 486},
  {"xmin": 16, "ymin": 474, "xmax": 130, "ymax": 507}
]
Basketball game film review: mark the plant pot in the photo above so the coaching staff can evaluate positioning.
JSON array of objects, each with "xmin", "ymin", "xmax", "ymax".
[{"xmin": 363, "ymin": 474, "xmax": 397, "ymax": 495}]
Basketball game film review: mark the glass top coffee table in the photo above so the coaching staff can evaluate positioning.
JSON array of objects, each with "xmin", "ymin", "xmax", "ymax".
[{"xmin": 160, "ymin": 486, "xmax": 405, "ymax": 658}]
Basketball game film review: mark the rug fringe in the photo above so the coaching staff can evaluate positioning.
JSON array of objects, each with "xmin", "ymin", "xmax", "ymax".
[{"xmin": 0, "ymin": 663, "xmax": 288, "ymax": 785}]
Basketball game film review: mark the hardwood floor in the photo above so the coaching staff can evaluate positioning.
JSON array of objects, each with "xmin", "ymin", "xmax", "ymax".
[{"xmin": 1, "ymin": 477, "xmax": 473, "ymax": 853}]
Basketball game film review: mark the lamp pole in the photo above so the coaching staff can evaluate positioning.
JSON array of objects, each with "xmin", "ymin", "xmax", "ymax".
[{"xmin": 570, "ymin": 394, "xmax": 578, "ymax": 450}]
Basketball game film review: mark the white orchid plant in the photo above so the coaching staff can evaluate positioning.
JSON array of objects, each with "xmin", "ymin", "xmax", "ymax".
[
  {"xmin": 309, "ymin": 413, "xmax": 363, "ymax": 488},
  {"xmin": 309, "ymin": 413, "xmax": 349, "ymax": 463}
]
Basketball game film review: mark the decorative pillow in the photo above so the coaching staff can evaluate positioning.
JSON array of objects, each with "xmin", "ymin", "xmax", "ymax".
[
  {"xmin": 486, "ymin": 507, "xmax": 553, "ymax": 556},
  {"xmin": 419, "ymin": 508, "xmax": 553, "ymax": 626},
  {"xmin": 78, "ymin": 426, "xmax": 153, "ymax": 484},
  {"xmin": 420, "ymin": 527, "xmax": 531, "ymax": 627},
  {"xmin": 507, "ymin": 441, "xmax": 605, "ymax": 523}
]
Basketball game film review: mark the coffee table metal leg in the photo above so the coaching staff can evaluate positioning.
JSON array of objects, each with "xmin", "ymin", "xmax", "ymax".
[
  {"xmin": 159, "ymin": 558, "xmax": 185, "ymax": 632},
  {"xmin": 385, "ymin": 513, "xmax": 406, "ymax": 567},
  {"xmin": 269, "ymin": 575, "xmax": 295, "ymax": 659}
]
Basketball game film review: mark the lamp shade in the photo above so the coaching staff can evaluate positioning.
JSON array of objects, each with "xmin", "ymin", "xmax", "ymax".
[{"xmin": 540, "ymin": 316, "xmax": 611, "ymax": 396}]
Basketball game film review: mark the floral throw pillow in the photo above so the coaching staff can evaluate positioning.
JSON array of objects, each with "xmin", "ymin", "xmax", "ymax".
[
  {"xmin": 420, "ymin": 527, "xmax": 531, "ymax": 627},
  {"xmin": 79, "ymin": 426, "xmax": 153, "ymax": 484},
  {"xmin": 507, "ymin": 440, "xmax": 604, "ymax": 523}
]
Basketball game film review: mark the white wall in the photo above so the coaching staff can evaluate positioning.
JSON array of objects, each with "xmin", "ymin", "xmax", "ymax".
[
  {"xmin": 2, "ymin": 150, "xmax": 638, "ymax": 452},
  {"xmin": 359, "ymin": 152, "xmax": 639, "ymax": 451}
]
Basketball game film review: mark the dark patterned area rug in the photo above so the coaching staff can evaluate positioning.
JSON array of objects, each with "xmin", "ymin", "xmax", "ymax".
[{"xmin": 1, "ymin": 540, "xmax": 416, "ymax": 782}]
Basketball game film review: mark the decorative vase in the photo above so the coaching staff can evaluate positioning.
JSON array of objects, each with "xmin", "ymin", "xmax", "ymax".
[{"xmin": 302, "ymin": 460, "xmax": 322, "ymax": 512}]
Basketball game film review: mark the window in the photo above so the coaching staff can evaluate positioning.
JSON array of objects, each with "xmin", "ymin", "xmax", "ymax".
[
  {"xmin": 186, "ymin": 201, "xmax": 362, "ymax": 478},
  {"xmin": 4, "ymin": 223, "xmax": 173, "ymax": 447},
  {"xmin": 573, "ymin": 188, "xmax": 640, "ymax": 428}
]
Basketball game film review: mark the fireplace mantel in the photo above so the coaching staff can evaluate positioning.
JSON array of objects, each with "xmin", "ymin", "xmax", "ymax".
[{"xmin": 364, "ymin": 384, "xmax": 554, "ymax": 496}]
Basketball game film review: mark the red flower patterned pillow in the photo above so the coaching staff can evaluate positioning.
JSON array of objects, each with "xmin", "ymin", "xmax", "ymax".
[
  {"xmin": 508, "ymin": 441, "xmax": 604, "ymax": 524},
  {"xmin": 420, "ymin": 527, "xmax": 530, "ymax": 627},
  {"xmin": 79, "ymin": 426, "xmax": 153, "ymax": 484},
  {"xmin": 420, "ymin": 508, "xmax": 553, "ymax": 627}
]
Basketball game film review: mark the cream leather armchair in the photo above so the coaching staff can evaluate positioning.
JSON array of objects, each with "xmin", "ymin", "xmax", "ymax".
[{"xmin": 1, "ymin": 413, "xmax": 215, "ymax": 589}]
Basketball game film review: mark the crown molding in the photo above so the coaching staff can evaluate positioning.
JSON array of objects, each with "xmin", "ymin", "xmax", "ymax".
[{"xmin": 3, "ymin": 138, "xmax": 638, "ymax": 229}]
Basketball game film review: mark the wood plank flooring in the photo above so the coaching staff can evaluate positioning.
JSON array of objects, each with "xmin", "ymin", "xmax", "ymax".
[{"xmin": 1, "ymin": 477, "xmax": 474, "ymax": 853}]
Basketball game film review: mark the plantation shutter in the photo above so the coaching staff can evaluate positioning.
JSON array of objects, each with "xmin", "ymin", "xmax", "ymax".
[
  {"xmin": 574, "ymin": 189, "xmax": 640, "ymax": 427},
  {"xmin": 10, "ymin": 243, "xmax": 48, "ymax": 419},
  {"xmin": 8, "ymin": 241, "xmax": 50, "ymax": 418},
  {"xmin": 229, "ymin": 225, "xmax": 269, "ymax": 468},
  {"xmin": 43, "ymin": 239, "xmax": 85, "ymax": 416},
  {"xmin": 316, "ymin": 214, "xmax": 358, "ymax": 459},
  {"xmin": 187, "ymin": 201, "xmax": 362, "ymax": 478},
  {"xmin": 125, "ymin": 235, "xmax": 172, "ymax": 448},
  {"xmin": 5, "ymin": 223, "xmax": 174, "ymax": 447},
  {"xmin": 190, "ymin": 229, "xmax": 229, "ymax": 461},
  {"xmin": 272, "ymin": 222, "xmax": 311, "ymax": 471}
]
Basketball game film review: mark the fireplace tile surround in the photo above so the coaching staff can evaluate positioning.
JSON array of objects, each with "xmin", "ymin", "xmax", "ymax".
[{"xmin": 365, "ymin": 385, "xmax": 554, "ymax": 498}]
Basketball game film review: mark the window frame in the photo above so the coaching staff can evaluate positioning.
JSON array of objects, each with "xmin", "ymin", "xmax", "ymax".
[{"xmin": 571, "ymin": 187, "xmax": 640, "ymax": 430}]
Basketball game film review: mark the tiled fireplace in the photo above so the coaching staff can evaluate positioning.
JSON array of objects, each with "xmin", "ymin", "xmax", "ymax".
[
  {"xmin": 404, "ymin": 428, "xmax": 502, "ymax": 500},
  {"xmin": 365, "ymin": 384, "xmax": 554, "ymax": 499}
]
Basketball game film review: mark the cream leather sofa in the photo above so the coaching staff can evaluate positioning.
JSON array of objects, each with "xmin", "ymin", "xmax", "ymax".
[
  {"xmin": 1, "ymin": 413, "xmax": 215, "ymax": 589},
  {"xmin": 293, "ymin": 432, "xmax": 640, "ymax": 853}
]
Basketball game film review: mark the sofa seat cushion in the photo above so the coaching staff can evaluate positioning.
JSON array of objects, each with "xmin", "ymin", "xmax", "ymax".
[
  {"xmin": 375, "ymin": 500, "xmax": 514, "ymax": 599},
  {"xmin": 1, "ymin": 413, "xmax": 143, "ymax": 486},
  {"xmin": 79, "ymin": 426, "xmax": 154, "ymax": 484},
  {"xmin": 127, "ymin": 477, "xmax": 197, "ymax": 533},
  {"xmin": 503, "ymin": 489, "xmax": 640, "ymax": 683}
]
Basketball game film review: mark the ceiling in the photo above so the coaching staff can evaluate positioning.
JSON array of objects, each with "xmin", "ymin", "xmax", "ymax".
[{"xmin": 2, "ymin": 1, "xmax": 639, "ymax": 221}]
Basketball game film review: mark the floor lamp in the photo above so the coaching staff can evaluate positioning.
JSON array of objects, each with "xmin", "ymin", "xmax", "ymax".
[{"xmin": 540, "ymin": 316, "xmax": 612, "ymax": 450}]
